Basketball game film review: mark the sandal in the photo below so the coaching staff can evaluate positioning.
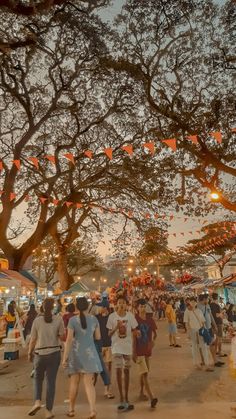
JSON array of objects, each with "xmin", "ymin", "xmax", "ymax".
[
  {"xmin": 88, "ymin": 412, "xmax": 96, "ymax": 419},
  {"xmin": 151, "ymin": 398, "xmax": 158, "ymax": 408},
  {"xmin": 123, "ymin": 403, "xmax": 134, "ymax": 411},
  {"xmin": 107, "ymin": 393, "xmax": 115, "ymax": 399},
  {"xmin": 67, "ymin": 411, "xmax": 75, "ymax": 417},
  {"xmin": 28, "ymin": 405, "xmax": 41, "ymax": 416}
]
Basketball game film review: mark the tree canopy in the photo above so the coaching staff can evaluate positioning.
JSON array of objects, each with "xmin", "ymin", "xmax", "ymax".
[
  {"xmin": 0, "ymin": 0, "xmax": 235, "ymax": 290},
  {"xmin": 103, "ymin": 0, "xmax": 236, "ymax": 211}
]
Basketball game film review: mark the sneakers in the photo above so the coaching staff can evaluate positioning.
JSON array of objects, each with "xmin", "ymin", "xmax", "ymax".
[{"xmin": 215, "ymin": 361, "xmax": 225, "ymax": 367}]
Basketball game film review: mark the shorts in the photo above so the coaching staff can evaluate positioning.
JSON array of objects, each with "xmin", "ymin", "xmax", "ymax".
[
  {"xmin": 113, "ymin": 354, "xmax": 131, "ymax": 369},
  {"xmin": 136, "ymin": 356, "xmax": 149, "ymax": 375},
  {"xmin": 102, "ymin": 347, "xmax": 112, "ymax": 363},
  {"xmin": 217, "ymin": 324, "xmax": 223, "ymax": 338},
  {"xmin": 168, "ymin": 323, "xmax": 177, "ymax": 334}
]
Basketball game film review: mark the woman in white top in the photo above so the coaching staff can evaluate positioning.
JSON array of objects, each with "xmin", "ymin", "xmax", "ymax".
[
  {"xmin": 28, "ymin": 298, "xmax": 65, "ymax": 419},
  {"xmin": 184, "ymin": 297, "xmax": 212, "ymax": 371}
]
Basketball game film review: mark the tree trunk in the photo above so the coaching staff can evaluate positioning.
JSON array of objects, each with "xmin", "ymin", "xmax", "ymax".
[
  {"xmin": 57, "ymin": 249, "xmax": 74, "ymax": 291},
  {"xmin": 4, "ymin": 249, "xmax": 31, "ymax": 271}
]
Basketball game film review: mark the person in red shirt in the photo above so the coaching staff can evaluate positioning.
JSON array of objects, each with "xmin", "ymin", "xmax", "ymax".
[
  {"xmin": 133, "ymin": 299, "xmax": 158, "ymax": 409},
  {"xmin": 62, "ymin": 303, "xmax": 76, "ymax": 341}
]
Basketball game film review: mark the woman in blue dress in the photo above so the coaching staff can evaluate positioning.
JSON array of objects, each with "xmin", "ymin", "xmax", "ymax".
[{"xmin": 63, "ymin": 297, "xmax": 102, "ymax": 419}]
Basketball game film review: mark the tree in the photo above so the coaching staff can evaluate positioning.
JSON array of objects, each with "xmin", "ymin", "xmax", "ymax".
[
  {"xmin": 32, "ymin": 235, "xmax": 103, "ymax": 287},
  {"xmin": 185, "ymin": 221, "xmax": 236, "ymax": 276},
  {"xmin": 137, "ymin": 226, "xmax": 172, "ymax": 275},
  {"xmin": 0, "ymin": 4, "xmax": 169, "ymax": 277},
  {"xmin": 0, "ymin": 0, "xmax": 109, "ymax": 16},
  {"xmin": 0, "ymin": 1, "xmax": 110, "ymax": 54},
  {"xmin": 102, "ymin": 0, "xmax": 236, "ymax": 211}
]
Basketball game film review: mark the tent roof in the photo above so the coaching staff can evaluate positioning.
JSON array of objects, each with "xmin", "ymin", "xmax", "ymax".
[{"xmin": 0, "ymin": 276, "xmax": 21, "ymax": 288}]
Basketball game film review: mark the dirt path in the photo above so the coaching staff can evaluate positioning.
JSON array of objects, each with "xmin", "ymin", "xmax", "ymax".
[{"xmin": 0, "ymin": 319, "xmax": 235, "ymax": 418}]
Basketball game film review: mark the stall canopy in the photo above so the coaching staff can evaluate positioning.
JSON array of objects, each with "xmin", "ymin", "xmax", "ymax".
[
  {"xmin": 0, "ymin": 273, "xmax": 21, "ymax": 288},
  {"xmin": 182, "ymin": 278, "xmax": 215, "ymax": 292},
  {"xmin": 0, "ymin": 269, "xmax": 36, "ymax": 290},
  {"xmin": 221, "ymin": 274, "xmax": 236, "ymax": 287}
]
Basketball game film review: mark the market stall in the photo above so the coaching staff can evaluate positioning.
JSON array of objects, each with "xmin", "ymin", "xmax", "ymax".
[
  {"xmin": 0, "ymin": 275, "xmax": 21, "ymax": 340},
  {"xmin": 0, "ymin": 269, "xmax": 36, "ymax": 312}
]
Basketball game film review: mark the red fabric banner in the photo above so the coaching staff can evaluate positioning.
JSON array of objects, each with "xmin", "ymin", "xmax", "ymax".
[
  {"xmin": 28, "ymin": 157, "xmax": 39, "ymax": 169},
  {"xmin": 162, "ymin": 138, "xmax": 177, "ymax": 151}
]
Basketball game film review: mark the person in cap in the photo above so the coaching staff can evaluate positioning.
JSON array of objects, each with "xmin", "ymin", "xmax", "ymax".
[{"xmin": 133, "ymin": 299, "xmax": 158, "ymax": 408}]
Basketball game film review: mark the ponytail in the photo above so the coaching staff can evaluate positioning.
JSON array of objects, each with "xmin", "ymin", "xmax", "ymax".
[
  {"xmin": 43, "ymin": 298, "xmax": 54, "ymax": 323},
  {"xmin": 76, "ymin": 297, "xmax": 89, "ymax": 330},
  {"xmin": 79, "ymin": 310, "xmax": 87, "ymax": 330}
]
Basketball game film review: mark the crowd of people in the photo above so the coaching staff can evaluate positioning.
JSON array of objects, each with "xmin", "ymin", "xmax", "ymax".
[{"xmin": 3, "ymin": 290, "xmax": 235, "ymax": 419}]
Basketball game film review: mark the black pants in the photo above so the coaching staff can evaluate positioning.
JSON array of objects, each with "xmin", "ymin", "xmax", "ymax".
[{"xmin": 34, "ymin": 351, "xmax": 61, "ymax": 411}]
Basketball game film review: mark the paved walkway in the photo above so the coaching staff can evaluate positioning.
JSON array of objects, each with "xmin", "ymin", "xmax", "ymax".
[{"xmin": 0, "ymin": 320, "xmax": 235, "ymax": 418}]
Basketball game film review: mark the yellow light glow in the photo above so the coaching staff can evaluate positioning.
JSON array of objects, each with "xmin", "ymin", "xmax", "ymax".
[
  {"xmin": 210, "ymin": 192, "xmax": 220, "ymax": 200},
  {"xmin": 92, "ymin": 278, "xmax": 96, "ymax": 282}
]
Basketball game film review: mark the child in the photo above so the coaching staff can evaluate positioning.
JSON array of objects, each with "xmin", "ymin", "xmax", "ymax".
[
  {"xmin": 165, "ymin": 298, "xmax": 181, "ymax": 348},
  {"xmin": 107, "ymin": 295, "xmax": 138, "ymax": 412},
  {"xmin": 133, "ymin": 299, "xmax": 158, "ymax": 408}
]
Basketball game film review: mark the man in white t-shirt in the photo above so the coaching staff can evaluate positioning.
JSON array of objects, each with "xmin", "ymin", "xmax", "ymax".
[{"xmin": 107, "ymin": 295, "xmax": 139, "ymax": 412}]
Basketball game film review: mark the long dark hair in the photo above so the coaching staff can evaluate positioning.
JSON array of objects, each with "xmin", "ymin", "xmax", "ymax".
[
  {"xmin": 76, "ymin": 297, "xmax": 89, "ymax": 329},
  {"xmin": 8, "ymin": 303, "xmax": 15, "ymax": 317},
  {"xmin": 27, "ymin": 304, "xmax": 38, "ymax": 320},
  {"xmin": 43, "ymin": 298, "xmax": 54, "ymax": 323}
]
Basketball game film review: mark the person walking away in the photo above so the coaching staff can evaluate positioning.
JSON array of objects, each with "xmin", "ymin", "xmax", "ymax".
[
  {"xmin": 62, "ymin": 297, "xmax": 102, "ymax": 419},
  {"xmin": 165, "ymin": 298, "xmax": 181, "ymax": 348},
  {"xmin": 96, "ymin": 300, "xmax": 114, "ymax": 399},
  {"xmin": 133, "ymin": 299, "xmax": 158, "ymax": 408},
  {"xmin": 28, "ymin": 298, "xmax": 65, "ymax": 419},
  {"xmin": 184, "ymin": 297, "xmax": 213, "ymax": 372},
  {"xmin": 54, "ymin": 299, "xmax": 63, "ymax": 315},
  {"xmin": 198, "ymin": 294, "xmax": 224, "ymax": 368},
  {"xmin": 226, "ymin": 303, "xmax": 234, "ymax": 323},
  {"xmin": 62, "ymin": 303, "xmax": 76, "ymax": 341},
  {"xmin": 23, "ymin": 304, "xmax": 38, "ymax": 341},
  {"xmin": 159, "ymin": 299, "xmax": 166, "ymax": 320},
  {"xmin": 210, "ymin": 293, "xmax": 227, "ymax": 358},
  {"xmin": 107, "ymin": 295, "xmax": 139, "ymax": 412}
]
